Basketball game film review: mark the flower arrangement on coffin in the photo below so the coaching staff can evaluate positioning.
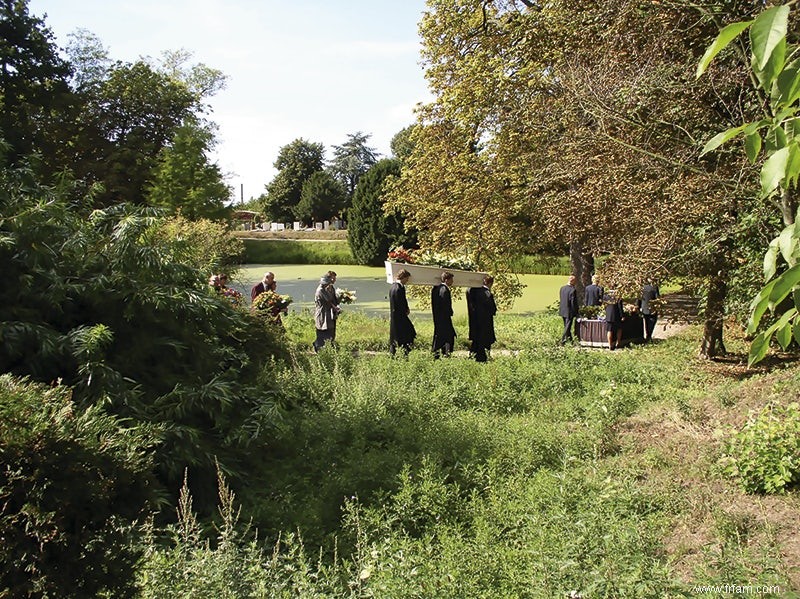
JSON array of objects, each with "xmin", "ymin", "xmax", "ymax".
[
  {"xmin": 387, "ymin": 245, "xmax": 414, "ymax": 263},
  {"xmin": 579, "ymin": 304, "xmax": 603, "ymax": 319},
  {"xmin": 387, "ymin": 246, "xmax": 476, "ymax": 271},
  {"xmin": 336, "ymin": 288, "xmax": 357, "ymax": 305},
  {"xmin": 252, "ymin": 290, "xmax": 293, "ymax": 319},
  {"xmin": 220, "ymin": 287, "xmax": 243, "ymax": 308},
  {"xmin": 414, "ymin": 249, "xmax": 477, "ymax": 271}
]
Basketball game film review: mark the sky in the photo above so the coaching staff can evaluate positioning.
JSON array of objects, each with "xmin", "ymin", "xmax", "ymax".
[{"xmin": 27, "ymin": 0, "xmax": 433, "ymax": 203}]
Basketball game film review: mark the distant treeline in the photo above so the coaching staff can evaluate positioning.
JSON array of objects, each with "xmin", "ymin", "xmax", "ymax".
[{"xmin": 241, "ymin": 239, "xmax": 572, "ymax": 275}]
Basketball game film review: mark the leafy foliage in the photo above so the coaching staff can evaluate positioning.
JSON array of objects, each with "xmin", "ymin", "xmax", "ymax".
[
  {"xmin": 720, "ymin": 401, "xmax": 800, "ymax": 494},
  {"xmin": 146, "ymin": 118, "xmax": 232, "ymax": 220},
  {"xmin": 263, "ymin": 138, "xmax": 325, "ymax": 222},
  {"xmin": 295, "ymin": 169, "xmax": 346, "ymax": 225},
  {"xmin": 698, "ymin": 4, "xmax": 800, "ymax": 365},
  {"xmin": 0, "ymin": 0, "xmax": 74, "ymax": 174},
  {"xmin": 348, "ymin": 158, "xmax": 411, "ymax": 265},
  {"xmin": 0, "ymin": 375, "xmax": 156, "ymax": 598},
  {"xmin": 328, "ymin": 131, "xmax": 379, "ymax": 203},
  {"xmin": 0, "ymin": 163, "xmax": 285, "ymax": 509},
  {"xmin": 148, "ymin": 214, "xmax": 244, "ymax": 277}
]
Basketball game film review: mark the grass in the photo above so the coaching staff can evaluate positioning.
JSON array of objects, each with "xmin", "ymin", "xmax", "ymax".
[{"xmin": 139, "ymin": 318, "xmax": 800, "ymax": 596}]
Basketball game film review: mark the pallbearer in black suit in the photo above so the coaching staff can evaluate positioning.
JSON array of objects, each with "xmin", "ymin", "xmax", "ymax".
[
  {"xmin": 389, "ymin": 269, "xmax": 416, "ymax": 355},
  {"xmin": 640, "ymin": 278, "xmax": 660, "ymax": 342},
  {"xmin": 559, "ymin": 275, "xmax": 579, "ymax": 344},
  {"xmin": 467, "ymin": 275, "xmax": 497, "ymax": 362},
  {"xmin": 584, "ymin": 275, "xmax": 604, "ymax": 306},
  {"xmin": 604, "ymin": 289, "xmax": 624, "ymax": 350},
  {"xmin": 431, "ymin": 271, "xmax": 456, "ymax": 357}
]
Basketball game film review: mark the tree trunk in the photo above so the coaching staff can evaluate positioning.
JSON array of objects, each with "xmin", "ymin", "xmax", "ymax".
[
  {"xmin": 699, "ymin": 272, "xmax": 727, "ymax": 359},
  {"xmin": 569, "ymin": 240, "xmax": 593, "ymax": 303}
]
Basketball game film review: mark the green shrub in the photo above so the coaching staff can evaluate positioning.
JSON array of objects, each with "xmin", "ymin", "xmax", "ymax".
[
  {"xmin": 0, "ymin": 375, "xmax": 156, "ymax": 598},
  {"xmin": 242, "ymin": 239, "xmax": 356, "ymax": 264},
  {"xmin": 149, "ymin": 214, "xmax": 244, "ymax": 277},
  {"xmin": 719, "ymin": 402, "xmax": 800, "ymax": 494},
  {"xmin": 0, "ymin": 168, "xmax": 287, "ymax": 512}
]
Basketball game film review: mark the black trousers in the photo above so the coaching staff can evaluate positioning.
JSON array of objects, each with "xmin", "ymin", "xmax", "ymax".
[
  {"xmin": 561, "ymin": 316, "xmax": 577, "ymax": 343},
  {"xmin": 643, "ymin": 314, "xmax": 658, "ymax": 341}
]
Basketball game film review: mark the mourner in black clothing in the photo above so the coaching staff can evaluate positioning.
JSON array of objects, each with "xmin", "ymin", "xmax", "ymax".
[
  {"xmin": 431, "ymin": 271, "xmax": 456, "ymax": 357},
  {"xmin": 467, "ymin": 275, "xmax": 497, "ymax": 362},
  {"xmin": 604, "ymin": 290, "xmax": 624, "ymax": 350},
  {"xmin": 559, "ymin": 275, "xmax": 579, "ymax": 344},
  {"xmin": 640, "ymin": 279, "xmax": 660, "ymax": 342},
  {"xmin": 389, "ymin": 269, "xmax": 416, "ymax": 355},
  {"xmin": 584, "ymin": 275, "xmax": 604, "ymax": 307}
]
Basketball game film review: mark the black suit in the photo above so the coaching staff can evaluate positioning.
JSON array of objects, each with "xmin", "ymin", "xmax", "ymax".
[
  {"xmin": 584, "ymin": 284, "xmax": 604, "ymax": 306},
  {"xmin": 467, "ymin": 286, "xmax": 497, "ymax": 362},
  {"xmin": 559, "ymin": 283, "xmax": 578, "ymax": 343},
  {"xmin": 431, "ymin": 283, "xmax": 456, "ymax": 356},
  {"xmin": 640, "ymin": 283, "xmax": 660, "ymax": 341},
  {"xmin": 389, "ymin": 282, "xmax": 415, "ymax": 355}
]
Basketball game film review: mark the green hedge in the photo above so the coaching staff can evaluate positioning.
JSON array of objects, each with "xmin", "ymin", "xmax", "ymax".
[{"xmin": 242, "ymin": 239, "xmax": 357, "ymax": 264}]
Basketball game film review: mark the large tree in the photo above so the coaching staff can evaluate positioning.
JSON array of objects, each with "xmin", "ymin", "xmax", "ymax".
[
  {"xmin": 328, "ymin": 131, "xmax": 380, "ymax": 206},
  {"xmin": 348, "ymin": 158, "xmax": 412, "ymax": 265},
  {"xmin": 0, "ymin": 0, "xmax": 74, "ymax": 174},
  {"xmin": 68, "ymin": 60, "xmax": 197, "ymax": 205},
  {"xmin": 263, "ymin": 138, "xmax": 325, "ymax": 222},
  {"xmin": 294, "ymin": 170, "xmax": 346, "ymax": 225},
  {"xmin": 146, "ymin": 118, "xmax": 231, "ymax": 220},
  {"xmin": 390, "ymin": 0, "xmax": 766, "ymax": 357}
]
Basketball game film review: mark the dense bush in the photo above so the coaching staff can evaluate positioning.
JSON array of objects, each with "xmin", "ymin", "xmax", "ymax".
[
  {"xmin": 148, "ymin": 214, "xmax": 244, "ymax": 277},
  {"xmin": 720, "ymin": 402, "xmax": 800, "ymax": 494},
  {"xmin": 0, "ymin": 375, "xmax": 156, "ymax": 598},
  {"xmin": 0, "ymin": 165, "xmax": 287, "ymax": 510}
]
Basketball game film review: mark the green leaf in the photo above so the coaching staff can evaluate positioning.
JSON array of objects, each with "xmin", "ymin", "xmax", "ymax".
[
  {"xmin": 753, "ymin": 37, "xmax": 786, "ymax": 91},
  {"xmin": 778, "ymin": 223, "xmax": 798, "ymax": 265},
  {"xmin": 775, "ymin": 60, "xmax": 800, "ymax": 106},
  {"xmin": 768, "ymin": 262, "xmax": 800, "ymax": 307},
  {"xmin": 749, "ymin": 331, "xmax": 771, "ymax": 366},
  {"xmin": 764, "ymin": 237, "xmax": 780, "ymax": 280},
  {"xmin": 697, "ymin": 20, "xmax": 753, "ymax": 78},
  {"xmin": 761, "ymin": 146, "xmax": 790, "ymax": 196},
  {"xmin": 701, "ymin": 124, "xmax": 747, "ymax": 156},
  {"xmin": 745, "ymin": 132, "xmax": 762, "ymax": 163},
  {"xmin": 748, "ymin": 279, "xmax": 777, "ymax": 335},
  {"xmin": 750, "ymin": 5, "xmax": 789, "ymax": 71},
  {"xmin": 786, "ymin": 143, "xmax": 800, "ymax": 190},
  {"xmin": 776, "ymin": 321, "xmax": 793, "ymax": 350}
]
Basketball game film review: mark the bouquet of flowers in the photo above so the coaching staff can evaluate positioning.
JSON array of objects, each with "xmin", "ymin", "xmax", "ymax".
[
  {"xmin": 252, "ymin": 290, "xmax": 293, "ymax": 318},
  {"xmin": 623, "ymin": 302, "xmax": 640, "ymax": 316},
  {"xmin": 336, "ymin": 288, "xmax": 357, "ymax": 305},
  {"xmin": 220, "ymin": 287, "xmax": 243, "ymax": 308},
  {"xmin": 387, "ymin": 246, "xmax": 414, "ymax": 263}
]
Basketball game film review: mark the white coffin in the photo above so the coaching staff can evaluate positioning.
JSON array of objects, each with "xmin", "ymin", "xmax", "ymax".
[{"xmin": 384, "ymin": 261, "xmax": 488, "ymax": 287}]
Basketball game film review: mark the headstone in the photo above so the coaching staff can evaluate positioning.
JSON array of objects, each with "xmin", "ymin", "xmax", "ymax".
[
  {"xmin": 323, "ymin": 220, "xmax": 330, "ymax": 230},
  {"xmin": 293, "ymin": 221, "xmax": 301, "ymax": 231},
  {"xmin": 315, "ymin": 222, "xmax": 323, "ymax": 230}
]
